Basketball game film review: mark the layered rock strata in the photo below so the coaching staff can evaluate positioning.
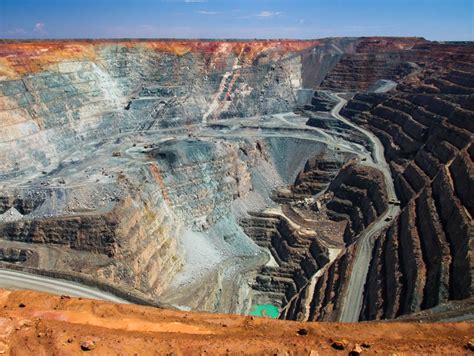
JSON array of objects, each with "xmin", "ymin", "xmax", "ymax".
[
  {"xmin": 282, "ymin": 161, "xmax": 389, "ymax": 321},
  {"xmin": 0, "ymin": 39, "xmax": 324, "ymax": 306},
  {"xmin": 0, "ymin": 38, "xmax": 472, "ymax": 323},
  {"xmin": 329, "ymin": 44, "xmax": 473, "ymax": 320}
]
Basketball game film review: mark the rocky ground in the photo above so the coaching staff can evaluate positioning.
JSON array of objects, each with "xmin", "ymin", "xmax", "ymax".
[{"xmin": 1, "ymin": 289, "xmax": 473, "ymax": 355}]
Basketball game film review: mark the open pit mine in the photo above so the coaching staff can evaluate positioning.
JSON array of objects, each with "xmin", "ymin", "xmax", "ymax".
[{"xmin": 0, "ymin": 37, "xmax": 473, "ymax": 325}]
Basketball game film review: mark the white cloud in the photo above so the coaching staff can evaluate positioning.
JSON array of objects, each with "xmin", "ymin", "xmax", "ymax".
[
  {"xmin": 33, "ymin": 22, "xmax": 47, "ymax": 34},
  {"xmin": 256, "ymin": 11, "xmax": 282, "ymax": 18},
  {"xmin": 197, "ymin": 10, "xmax": 220, "ymax": 15},
  {"xmin": 239, "ymin": 11, "xmax": 284, "ymax": 20}
]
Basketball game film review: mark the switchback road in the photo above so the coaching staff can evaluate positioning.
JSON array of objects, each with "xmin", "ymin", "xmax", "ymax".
[{"xmin": 330, "ymin": 93, "xmax": 401, "ymax": 322}]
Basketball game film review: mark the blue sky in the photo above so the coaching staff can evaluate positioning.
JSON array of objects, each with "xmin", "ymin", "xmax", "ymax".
[{"xmin": 0, "ymin": 0, "xmax": 472, "ymax": 40}]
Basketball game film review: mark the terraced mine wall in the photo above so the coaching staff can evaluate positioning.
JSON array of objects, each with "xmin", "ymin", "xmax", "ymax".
[
  {"xmin": 325, "ymin": 163, "xmax": 388, "ymax": 244},
  {"xmin": 3, "ymin": 39, "xmax": 361, "ymax": 314},
  {"xmin": 353, "ymin": 91, "xmax": 473, "ymax": 319},
  {"xmin": 0, "ymin": 40, "xmax": 318, "ymax": 177},
  {"xmin": 319, "ymin": 37, "xmax": 425, "ymax": 91},
  {"xmin": 328, "ymin": 43, "xmax": 473, "ymax": 320},
  {"xmin": 282, "ymin": 161, "xmax": 389, "ymax": 321},
  {"xmin": 292, "ymin": 156, "xmax": 342, "ymax": 195},
  {"xmin": 240, "ymin": 211, "xmax": 331, "ymax": 310},
  {"xmin": 0, "ymin": 183, "xmax": 185, "ymax": 297},
  {"xmin": 0, "ymin": 38, "xmax": 472, "ymax": 322}
]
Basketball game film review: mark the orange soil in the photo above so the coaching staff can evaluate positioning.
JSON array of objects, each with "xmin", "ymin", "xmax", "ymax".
[
  {"xmin": 0, "ymin": 40, "xmax": 320, "ymax": 79},
  {"xmin": 0, "ymin": 289, "xmax": 472, "ymax": 355},
  {"xmin": 149, "ymin": 163, "xmax": 171, "ymax": 204}
]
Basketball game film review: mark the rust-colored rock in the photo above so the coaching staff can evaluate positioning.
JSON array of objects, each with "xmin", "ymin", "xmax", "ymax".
[{"xmin": 80, "ymin": 339, "xmax": 96, "ymax": 351}]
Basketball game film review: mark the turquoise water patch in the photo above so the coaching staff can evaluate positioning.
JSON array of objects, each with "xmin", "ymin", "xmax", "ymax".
[{"xmin": 249, "ymin": 304, "xmax": 279, "ymax": 319}]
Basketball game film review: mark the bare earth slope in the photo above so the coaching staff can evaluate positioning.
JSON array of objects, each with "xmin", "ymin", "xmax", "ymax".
[{"xmin": 1, "ymin": 289, "xmax": 473, "ymax": 355}]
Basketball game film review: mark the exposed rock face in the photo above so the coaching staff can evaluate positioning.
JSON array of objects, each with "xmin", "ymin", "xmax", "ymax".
[
  {"xmin": 277, "ymin": 40, "xmax": 473, "ymax": 323},
  {"xmin": 300, "ymin": 38, "xmax": 358, "ymax": 88},
  {"xmin": 293, "ymin": 156, "xmax": 342, "ymax": 195},
  {"xmin": 238, "ymin": 147, "xmax": 349, "ymax": 313},
  {"xmin": 326, "ymin": 162, "xmax": 388, "ymax": 244},
  {"xmin": 0, "ymin": 38, "xmax": 472, "ymax": 323},
  {"xmin": 150, "ymin": 139, "xmax": 253, "ymax": 230},
  {"xmin": 0, "ymin": 40, "xmax": 323, "ymax": 177},
  {"xmin": 0, "ymin": 247, "xmax": 36, "ymax": 264},
  {"xmin": 0, "ymin": 180, "xmax": 184, "ymax": 297},
  {"xmin": 0, "ymin": 39, "xmax": 326, "ymax": 307},
  {"xmin": 329, "ymin": 42, "xmax": 474, "ymax": 321},
  {"xmin": 282, "ymin": 162, "xmax": 389, "ymax": 321},
  {"xmin": 319, "ymin": 38, "xmax": 425, "ymax": 91}
]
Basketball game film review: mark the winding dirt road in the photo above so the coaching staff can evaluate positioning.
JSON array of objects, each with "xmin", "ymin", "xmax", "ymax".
[
  {"xmin": 0, "ymin": 269, "xmax": 128, "ymax": 304},
  {"xmin": 329, "ymin": 93, "xmax": 401, "ymax": 322}
]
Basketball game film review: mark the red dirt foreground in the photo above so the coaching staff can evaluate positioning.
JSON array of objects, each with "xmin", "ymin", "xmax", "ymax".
[{"xmin": 0, "ymin": 289, "xmax": 473, "ymax": 355}]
